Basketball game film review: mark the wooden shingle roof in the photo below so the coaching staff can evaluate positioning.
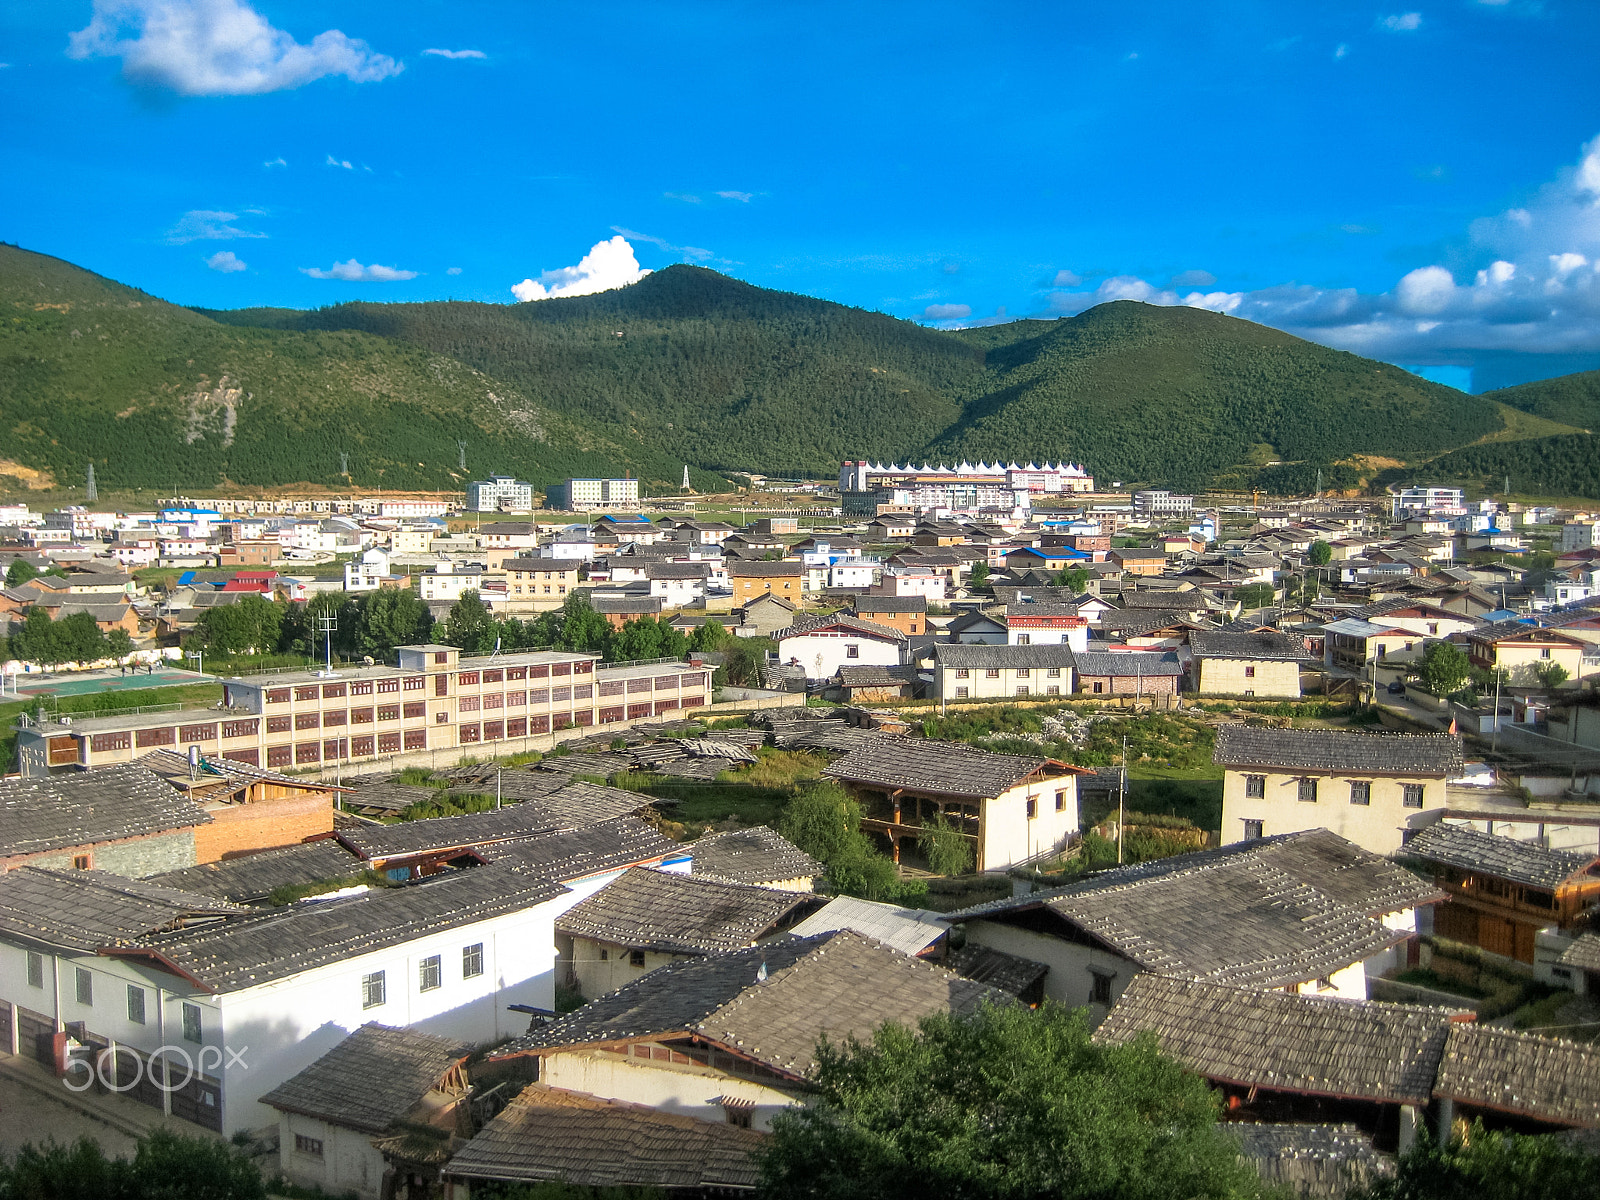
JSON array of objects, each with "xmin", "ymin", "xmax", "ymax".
[
  {"xmin": 824, "ymin": 738, "xmax": 1063, "ymax": 799},
  {"xmin": 150, "ymin": 839, "xmax": 362, "ymax": 903},
  {"xmin": 1403, "ymin": 823, "xmax": 1599, "ymax": 890},
  {"xmin": 0, "ymin": 763, "xmax": 212, "ymax": 859},
  {"xmin": 690, "ymin": 826, "xmax": 822, "ymax": 887},
  {"xmin": 1560, "ymin": 932, "xmax": 1600, "ymax": 972},
  {"xmin": 1093, "ymin": 974, "xmax": 1464, "ymax": 1106},
  {"xmin": 1189, "ymin": 629, "xmax": 1315, "ymax": 662},
  {"xmin": 1213, "ymin": 725, "xmax": 1464, "ymax": 776},
  {"xmin": 445, "ymin": 1085, "xmax": 767, "ymax": 1192},
  {"xmin": 259, "ymin": 1023, "xmax": 470, "ymax": 1134},
  {"xmin": 0, "ymin": 866, "xmax": 247, "ymax": 954},
  {"xmin": 931, "ymin": 643, "xmax": 1077, "ymax": 670},
  {"xmin": 556, "ymin": 867, "xmax": 818, "ymax": 956},
  {"xmin": 1433, "ymin": 1023, "xmax": 1600, "ymax": 1129}
]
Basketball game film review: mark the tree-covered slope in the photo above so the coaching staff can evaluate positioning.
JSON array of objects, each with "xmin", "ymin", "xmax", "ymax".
[
  {"xmin": 934, "ymin": 302, "xmax": 1503, "ymax": 490},
  {"xmin": 1485, "ymin": 369, "xmax": 1600, "ymax": 431},
  {"xmin": 1388, "ymin": 433, "xmax": 1600, "ymax": 500},
  {"xmin": 0, "ymin": 245, "xmax": 691, "ymax": 494}
]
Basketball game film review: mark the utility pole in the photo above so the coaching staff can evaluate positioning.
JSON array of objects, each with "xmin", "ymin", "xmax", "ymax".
[
  {"xmin": 1118, "ymin": 735, "xmax": 1128, "ymax": 865},
  {"xmin": 317, "ymin": 612, "xmax": 337, "ymax": 673}
]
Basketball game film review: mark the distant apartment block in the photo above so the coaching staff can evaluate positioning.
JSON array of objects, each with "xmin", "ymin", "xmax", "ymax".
[
  {"xmin": 1390, "ymin": 486, "xmax": 1466, "ymax": 520},
  {"xmin": 468, "ymin": 476, "xmax": 536, "ymax": 513},
  {"xmin": 1132, "ymin": 489, "xmax": 1195, "ymax": 520},
  {"xmin": 547, "ymin": 478, "xmax": 641, "ymax": 512}
]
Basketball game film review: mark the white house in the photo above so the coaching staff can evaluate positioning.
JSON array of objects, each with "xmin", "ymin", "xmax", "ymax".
[
  {"xmin": 774, "ymin": 614, "xmax": 906, "ymax": 681},
  {"xmin": 343, "ymin": 548, "xmax": 393, "ymax": 593}
]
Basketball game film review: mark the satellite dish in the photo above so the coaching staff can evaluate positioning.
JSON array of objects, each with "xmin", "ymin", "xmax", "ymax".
[{"xmin": 362, "ymin": 655, "xmax": 375, "ymax": 666}]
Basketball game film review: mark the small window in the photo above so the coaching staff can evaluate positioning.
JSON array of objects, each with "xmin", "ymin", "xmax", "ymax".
[
  {"xmin": 846, "ymin": 644, "xmax": 860, "ymax": 659},
  {"xmin": 1016, "ymin": 668, "xmax": 1030, "ymax": 678},
  {"xmin": 76, "ymin": 967, "xmax": 93, "ymax": 1007},
  {"xmin": 1047, "ymin": 685, "xmax": 1060, "ymax": 695},
  {"xmin": 955, "ymin": 687, "xmax": 969, "ymax": 699},
  {"xmin": 1402, "ymin": 784, "xmax": 1425, "ymax": 809},
  {"xmin": 72, "ymin": 855, "xmax": 90, "ymax": 870},
  {"xmin": 1017, "ymin": 634, "xmax": 1031, "ymax": 645},
  {"xmin": 725, "ymin": 1107, "xmax": 753, "ymax": 1129},
  {"xmin": 419, "ymin": 955, "xmax": 442, "ymax": 992},
  {"xmin": 127, "ymin": 985, "xmax": 146, "ymax": 1025},
  {"xmin": 181, "ymin": 1002, "xmax": 202, "ymax": 1044},
  {"xmin": 1245, "ymin": 775, "xmax": 1265, "ymax": 799},
  {"xmin": 463, "ymin": 943, "xmax": 484, "ymax": 978},
  {"xmin": 599, "ymin": 948, "xmax": 609, "ymax": 961},
  {"xmin": 26, "ymin": 951, "xmax": 43, "ymax": 989},
  {"xmin": 1055, "ymin": 790, "xmax": 1067, "ymax": 812},
  {"xmin": 985, "ymin": 668, "xmax": 1001, "ymax": 678},
  {"xmin": 1026, "ymin": 797, "xmax": 1037, "ymax": 819},
  {"xmin": 1046, "ymin": 667, "xmax": 1060, "ymax": 678},
  {"xmin": 1243, "ymin": 665, "xmax": 1256, "ymax": 678},
  {"xmin": 1316, "ymin": 976, "xmax": 1335, "ymax": 992},
  {"xmin": 955, "ymin": 668, "xmax": 970, "ymax": 679},
  {"xmin": 1349, "ymin": 780, "xmax": 1372, "ymax": 806},
  {"xmin": 294, "ymin": 1134, "xmax": 324, "ymax": 1158},
  {"xmin": 1243, "ymin": 819, "xmax": 1264, "ymax": 840},
  {"xmin": 1016, "ymin": 686, "xmax": 1030, "ymax": 697},
  {"xmin": 1298, "ymin": 778, "xmax": 1319, "ymax": 803},
  {"xmin": 362, "ymin": 970, "xmax": 387, "ymax": 1009},
  {"xmin": 1092, "ymin": 681, "xmax": 1104, "ymax": 694},
  {"xmin": 1540, "ymin": 647, "xmax": 1551, "ymax": 659},
  {"xmin": 1089, "ymin": 971, "xmax": 1114, "ymax": 1005},
  {"xmin": 629, "ymin": 950, "xmax": 647, "ymax": 968}
]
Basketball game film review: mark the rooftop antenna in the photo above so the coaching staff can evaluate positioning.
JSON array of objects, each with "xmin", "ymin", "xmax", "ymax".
[
  {"xmin": 85, "ymin": 463, "xmax": 97, "ymax": 504},
  {"xmin": 317, "ymin": 612, "xmax": 337, "ymax": 673}
]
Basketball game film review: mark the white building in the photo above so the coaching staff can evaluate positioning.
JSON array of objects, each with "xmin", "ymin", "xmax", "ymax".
[
  {"xmin": 467, "ymin": 476, "xmax": 535, "ymax": 514},
  {"xmin": 775, "ymin": 614, "xmax": 906, "ymax": 681},
  {"xmin": 552, "ymin": 478, "xmax": 640, "ymax": 512},
  {"xmin": 1391, "ymin": 487, "xmax": 1467, "ymax": 519},
  {"xmin": 1132, "ymin": 490, "xmax": 1195, "ymax": 520},
  {"xmin": 1561, "ymin": 520, "xmax": 1600, "ymax": 553},
  {"xmin": 344, "ymin": 548, "xmax": 393, "ymax": 593}
]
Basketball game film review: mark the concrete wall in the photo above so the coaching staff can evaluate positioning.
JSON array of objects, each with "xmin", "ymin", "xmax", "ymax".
[
  {"xmin": 980, "ymin": 777, "xmax": 1078, "ymax": 871},
  {"xmin": 277, "ymin": 1113, "xmax": 389, "ymax": 1200},
  {"xmin": 1220, "ymin": 767, "xmax": 1447, "ymax": 856}
]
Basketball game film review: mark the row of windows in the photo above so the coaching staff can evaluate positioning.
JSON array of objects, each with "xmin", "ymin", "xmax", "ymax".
[
  {"xmin": 952, "ymin": 686, "xmax": 1063, "ymax": 699},
  {"xmin": 952, "ymin": 667, "xmax": 1064, "ymax": 679},
  {"xmin": 25, "ymin": 954, "xmax": 203, "ymax": 1041},
  {"xmin": 1023, "ymin": 791, "xmax": 1072, "ymax": 818},
  {"xmin": 362, "ymin": 944, "xmax": 484, "ymax": 1010},
  {"xmin": 1243, "ymin": 775, "xmax": 1426, "ymax": 807}
]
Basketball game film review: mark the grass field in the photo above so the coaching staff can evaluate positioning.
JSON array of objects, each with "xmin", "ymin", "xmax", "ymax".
[{"xmin": 602, "ymin": 749, "xmax": 830, "ymax": 834}]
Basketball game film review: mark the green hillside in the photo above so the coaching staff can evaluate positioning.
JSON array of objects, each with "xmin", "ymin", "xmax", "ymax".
[
  {"xmin": 1485, "ymin": 370, "xmax": 1600, "ymax": 431},
  {"xmin": 0, "ymin": 244, "xmax": 697, "ymax": 495},
  {"xmin": 1384, "ymin": 433, "xmax": 1600, "ymax": 501},
  {"xmin": 0, "ymin": 244, "xmax": 1566, "ymax": 495}
]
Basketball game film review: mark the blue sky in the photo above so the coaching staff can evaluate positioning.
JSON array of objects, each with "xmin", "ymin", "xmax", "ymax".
[{"xmin": 3, "ymin": 1, "xmax": 1598, "ymax": 391}]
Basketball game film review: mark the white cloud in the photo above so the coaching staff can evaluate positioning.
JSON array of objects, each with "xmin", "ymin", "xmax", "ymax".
[
  {"xmin": 205, "ymin": 250, "xmax": 246, "ymax": 272},
  {"xmin": 511, "ymin": 236, "xmax": 651, "ymax": 302},
  {"xmin": 446, "ymin": 266, "xmax": 463, "ymax": 275},
  {"xmin": 923, "ymin": 303, "xmax": 971, "ymax": 320},
  {"xmin": 1171, "ymin": 268, "xmax": 1217, "ymax": 288},
  {"xmin": 1051, "ymin": 269, "xmax": 1082, "ymax": 287},
  {"xmin": 716, "ymin": 190, "xmax": 753, "ymax": 202},
  {"xmin": 1380, "ymin": 12, "xmax": 1423, "ymax": 31},
  {"xmin": 165, "ymin": 209, "xmax": 266, "ymax": 244},
  {"xmin": 326, "ymin": 154, "xmax": 352, "ymax": 170},
  {"xmin": 664, "ymin": 191, "xmax": 702, "ymax": 204},
  {"xmin": 301, "ymin": 258, "xmax": 418, "ymax": 281},
  {"xmin": 1036, "ymin": 133, "xmax": 1600, "ymax": 368},
  {"xmin": 610, "ymin": 226, "xmax": 714, "ymax": 263},
  {"xmin": 1334, "ymin": 43, "xmax": 1349, "ymax": 58},
  {"xmin": 422, "ymin": 48, "xmax": 485, "ymax": 59},
  {"xmin": 67, "ymin": 0, "xmax": 401, "ymax": 96},
  {"xmin": 263, "ymin": 156, "xmax": 286, "ymax": 168}
]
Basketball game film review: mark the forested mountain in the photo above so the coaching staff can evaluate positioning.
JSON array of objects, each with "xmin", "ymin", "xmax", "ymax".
[
  {"xmin": 0, "ymin": 244, "xmax": 1588, "ymax": 495},
  {"xmin": 1485, "ymin": 370, "xmax": 1600, "ymax": 431}
]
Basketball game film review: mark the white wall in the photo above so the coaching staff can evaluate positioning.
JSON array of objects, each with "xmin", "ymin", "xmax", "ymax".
[
  {"xmin": 979, "ymin": 778, "xmax": 1078, "ymax": 871},
  {"xmin": 541, "ymin": 1049, "xmax": 795, "ymax": 1132},
  {"xmin": 780, "ymin": 632, "xmax": 902, "ymax": 680},
  {"xmin": 277, "ymin": 1113, "xmax": 389, "ymax": 1200}
]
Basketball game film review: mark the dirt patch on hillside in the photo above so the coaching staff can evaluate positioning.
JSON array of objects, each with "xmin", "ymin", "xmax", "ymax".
[{"xmin": 0, "ymin": 460, "xmax": 55, "ymax": 490}]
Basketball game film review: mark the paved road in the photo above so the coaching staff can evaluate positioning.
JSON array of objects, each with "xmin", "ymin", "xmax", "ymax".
[{"xmin": 0, "ymin": 1073, "xmax": 140, "ymax": 1160}]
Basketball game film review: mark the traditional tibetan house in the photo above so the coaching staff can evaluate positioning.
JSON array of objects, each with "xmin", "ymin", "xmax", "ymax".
[
  {"xmin": 262, "ymin": 1023, "xmax": 472, "ymax": 1200},
  {"xmin": 1216, "ymin": 726, "xmax": 1463, "ymax": 855},
  {"xmin": 135, "ymin": 750, "xmax": 341, "ymax": 862},
  {"xmin": 947, "ymin": 829, "xmax": 1440, "ymax": 1018},
  {"xmin": 1433, "ymin": 1022, "xmax": 1600, "ymax": 1133},
  {"xmin": 1189, "ymin": 629, "xmax": 1316, "ymax": 699},
  {"xmin": 823, "ymin": 739, "xmax": 1089, "ymax": 871},
  {"xmin": 1093, "ymin": 974, "xmax": 1468, "ymax": 1151},
  {"xmin": 555, "ymin": 867, "xmax": 821, "ymax": 999},
  {"xmin": 689, "ymin": 826, "xmax": 822, "ymax": 892},
  {"xmin": 1401, "ymin": 822, "xmax": 1600, "ymax": 965}
]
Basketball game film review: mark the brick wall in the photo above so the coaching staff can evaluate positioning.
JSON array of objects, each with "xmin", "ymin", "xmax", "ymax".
[{"xmin": 192, "ymin": 792, "xmax": 334, "ymax": 863}]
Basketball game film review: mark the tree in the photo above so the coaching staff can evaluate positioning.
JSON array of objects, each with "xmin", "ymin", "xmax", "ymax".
[
  {"xmin": 105, "ymin": 628, "xmax": 133, "ymax": 662},
  {"xmin": 608, "ymin": 615, "xmax": 689, "ymax": 663},
  {"xmin": 441, "ymin": 590, "xmax": 497, "ymax": 653},
  {"xmin": 1353, "ymin": 1125, "xmax": 1598, "ymax": 1200},
  {"xmin": 721, "ymin": 638, "xmax": 768, "ymax": 687},
  {"xmin": 1533, "ymin": 661, "xmax": 1571, "ymax": 690},
  {"xmin": 11, "ymin": 608, "xmax": 63, "ymax": 666},
  {"xmin": 1053, "ymin": 565, "xmax": 1090, "ymax": 592},
  {"xmin": 757, "ymin": 1002, "xmax": 1265, "ymax": 1200},
  {"xmin": 1233, "ymin": 583, "xmax": 1276, "ymax": 610},
  {"xmin": 5, "ymin": 559, "xmax": 38, "ymax": 588},
  {"xmin": 780, "ymin": 782, "xmax": 912, "ymax": 902},
  {"xmin": 690, "ymin": 619, "xmax": 731, "ymax": 653},
  {"xmin": 0, "ymin": 1128, "xmax": 265, "ymax": 1200},
  {"xmin": 1416, "ymin": 640, "xmax": 1471, "ymax": 697},
  {"xmin": 556, "ymin": 593, "xmax": 610, "ymax": 654},
  {"xmin": 355, "ymin": 588, "xmax": 433, "ymax": 656},
  {"xmin": 53, "ymin": 612, "xmax": 109, "ymax": 665},
  {"xmin": 197, "ymin": 594, "xmax": 285, "ymax": 657},
  {"xmin": 918, "ymin": 812, "xmax": 974, "ymax": 876},
  {"xmin": 1307, "ymin": 539, "xmax": 1333, "ymax": 566},
  {"xmin": 968, "ymin": 561, "xmax": 990, "ymax": 589}
]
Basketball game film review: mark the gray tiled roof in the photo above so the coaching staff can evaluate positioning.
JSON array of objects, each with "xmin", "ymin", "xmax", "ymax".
[
  {"xmin": 1093, "ymin": 974, "xmax": 1462, "ymax": 1105},
  {"xmin": 0, "ymin": 867, "xmax": 247, "ymax": 953},
  {"xmin": 851, "ymin": 595, "xmax": 927, "ymax": 613},
  {"xmin": 1560, "ymin": 932, "xmax": 1600, "ymax": 972},
  {"xmin": 931, "ymin": 643, "xmax": 1077, "ymax": 669},
  {"xmin": 774, "ymin": 613, "xmax": 907, "ymax": 642},
  {"xmin": 444, "ymin": 1085, "xmax": 767, "ymax": 1191},
  {"xmin": 1096, "ymin": 611, "xmax": 1205, "ymax": 634},
  {"xmin": 0, "ymin": 763, "xmax": 211, "ymax": 859},
  {"xmin": 690, "ymin": 826, "xmax": 822, "ymax": 886},
  {"xmin": 951, "ymin": 830, "xmax": 1423, "ymax": 988},
  {"xmin": 150, "ymin": 839, "xmax": 362, "ymax": 902},
  {"xmin": 129, "ymin": 862, "xmax": 568, "ymax": 992},
  {"xmin": 1214, "ymin": 725, "xmax": 1464, "ymax": 776},
  {"xmin": 498, "ymin": 930, "xmax": 1002, "ymax": 1078},
  {"xmin": 945, "ymin": 943, "xmax": 1050, "ymax": 996},
  {"xmin": 1433, "ymin": 1023, "xmax": 1600, "ymax": 1128},
  {"xmin": 479, "ymin": 815, "xmax": 683, "ymax": 881},
  {"xmin": 825, "ymin": 738, "xmax": 1054, "ymax": 799},
  {"xmin": 258, "ymin": 1023, "xmax": 469, "ymax": 1133},
  {"xmin": 728, "ymin": 560, "xmax": 803, "ymax": 577},
  {"xmin": 837, "ymin": 664, "xmax": 920, "ymax": 687},
  {"xmin": 1189, "ymin": 630, "xmax": 1315, "ymax": 662},
  {"xmin": 1403, "ymin": 823, "xmax": 1597, "ymax": 890},
  {"xmin": 557, "ymin": 867, "xmax": 817, "ymax": 955},
  {"xmin": 1072, "ymin": 650, "xmax": 1184, "ymax": 678}
]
